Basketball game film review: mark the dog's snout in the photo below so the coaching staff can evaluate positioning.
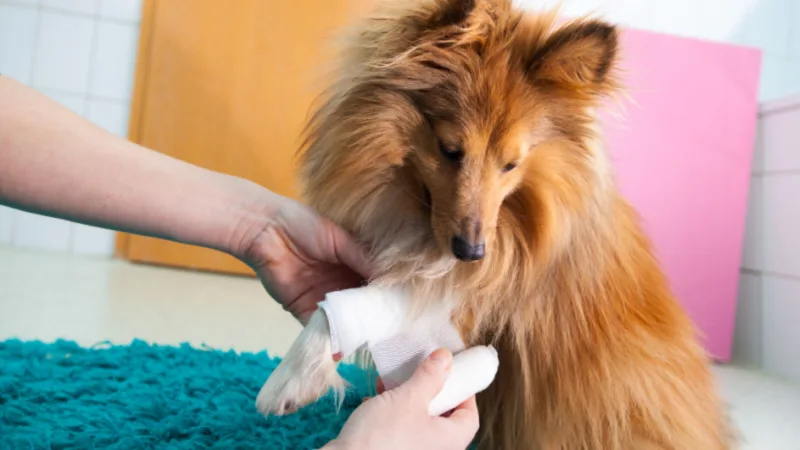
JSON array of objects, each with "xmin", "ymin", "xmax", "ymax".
[
  {"xmin": 451, "ymin": 218, "xmax": 485, "ymax": 261},
  {"xmin": 460, "ymin": 218, "xmax": 482, "ymax": 242},
  {"xmin": 451, "ymin": 235, "xmax": 486, "ymax": 261}
]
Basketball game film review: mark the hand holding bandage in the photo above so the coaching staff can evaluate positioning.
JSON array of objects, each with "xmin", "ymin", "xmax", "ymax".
[{"xmin": 318, "ymin": 286, "xmax": 499, "ymax": 416}]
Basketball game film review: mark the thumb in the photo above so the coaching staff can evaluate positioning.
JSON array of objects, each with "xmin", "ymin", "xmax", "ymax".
[{"xmin": 398, "ymin": 348, "xmax": 452, "ymax": 403}]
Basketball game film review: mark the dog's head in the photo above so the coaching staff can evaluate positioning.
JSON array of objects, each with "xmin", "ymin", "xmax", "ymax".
[{"xmin": 301, "ymin": 0, "xmax": 621, "ymax": 271}]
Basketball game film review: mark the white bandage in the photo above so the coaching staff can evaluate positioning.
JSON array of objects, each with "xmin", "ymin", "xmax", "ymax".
[
  {"xmin": 318, "ymin": 286, "xmax": 499, "ymax": 415},
  {"xmin": 428, "ymin": 345, "xmax": 499, "ymax": 416}
]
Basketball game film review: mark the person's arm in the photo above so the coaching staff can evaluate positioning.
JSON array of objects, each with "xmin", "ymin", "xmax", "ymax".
[
  {"xmin": 0, "ymin": 76, "xmax": 274, "ymax": 257},
  {"xmin": 0, "ymin": 76, "xmax": 370, "ymax": 321}
]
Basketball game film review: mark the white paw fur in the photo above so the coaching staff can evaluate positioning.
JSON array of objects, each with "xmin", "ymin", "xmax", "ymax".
[{"xmin": 255, "ymin": 310, "xmax": 345, "ymax": 416}]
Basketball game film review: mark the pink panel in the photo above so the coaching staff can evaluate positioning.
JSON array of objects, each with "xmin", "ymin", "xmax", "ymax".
[{"xmin": 599, "ymin": 30, "xmax": 762, "ymax": 361}]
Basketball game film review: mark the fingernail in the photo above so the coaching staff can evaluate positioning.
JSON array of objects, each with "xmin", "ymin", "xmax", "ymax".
[{"xmin": 429, "ymin": 348, "xmax": 452, "ymax": 370}]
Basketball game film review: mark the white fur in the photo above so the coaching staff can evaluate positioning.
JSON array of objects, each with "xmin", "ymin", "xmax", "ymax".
[{"xmin": 255, "ymin": 310, "xmax": 344, "ymax": 415}]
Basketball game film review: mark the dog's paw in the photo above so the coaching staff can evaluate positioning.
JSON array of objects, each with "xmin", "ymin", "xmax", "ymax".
[
  {"xmin": 255, "ymin": 309, "xmax": 345, "ymax": 416},
  {"xmin": 255, "ymin": 357, "xmax": 344, "ymax": 415}
]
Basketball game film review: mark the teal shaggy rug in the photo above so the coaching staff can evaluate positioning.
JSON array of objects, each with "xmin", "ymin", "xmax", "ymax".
[{"xmin": 0, "ymin": 339, "xmax": 374, "ymax": 449}]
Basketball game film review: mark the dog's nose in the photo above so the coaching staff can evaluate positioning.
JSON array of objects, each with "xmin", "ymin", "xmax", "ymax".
[{"xmin": 451, "ymin": 236, "xmax": 485, "ymax": 261}]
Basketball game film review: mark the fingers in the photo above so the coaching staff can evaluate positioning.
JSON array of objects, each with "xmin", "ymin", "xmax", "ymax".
[
  {"xmin": 443, "ymin": 395, "xmax": 480, "ymax": 433},
  {"xmin": 375, "ymin": 377, "xmax": 385, "ymax": 394},
  {"xmin": 449, "ymin": 395, "xmax": 478, "ymax": 418},
  {"xmin": 399, "ymin": 348, "xmax": 452, "ymax": 402}
]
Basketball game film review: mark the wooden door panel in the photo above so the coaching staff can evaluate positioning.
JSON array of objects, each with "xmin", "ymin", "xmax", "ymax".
[{"xmin": 118, "ymin": 0, "xmax": 369, "ymax": 275}]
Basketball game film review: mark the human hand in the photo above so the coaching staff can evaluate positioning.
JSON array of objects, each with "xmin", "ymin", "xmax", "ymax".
[
  {"xmin": 325, "ymin": 349, "xmax": 480, "ymax": 450},
  {"xmin": 241, "ymin": 195, "xmax": 371, "ymax": 324}
]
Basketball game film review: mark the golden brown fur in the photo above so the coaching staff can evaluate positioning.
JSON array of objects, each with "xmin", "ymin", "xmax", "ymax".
[{"xmin": 299, "ymin": 0, "xmax": 731, "ymax": 448}]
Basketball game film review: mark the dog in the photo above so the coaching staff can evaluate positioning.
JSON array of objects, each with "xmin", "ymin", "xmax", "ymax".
[{"xmin": 256, "ymin": 1, "xmax": 732, "ymax": 448}]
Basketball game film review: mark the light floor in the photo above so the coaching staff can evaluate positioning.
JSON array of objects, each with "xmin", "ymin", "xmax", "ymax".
[{"xmin": 1, "ymin": 246, "xmax": 799, "ymax": 449}]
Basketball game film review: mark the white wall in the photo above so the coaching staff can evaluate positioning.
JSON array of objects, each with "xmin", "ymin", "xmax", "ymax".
[
  {"xmin": 1, "ymin": 0, "xmax": 798, "ymax": 257},
  {"xmin": 735, "ymin": 96, "xmax": 800, "ymax": 381},
  {"xmin": 0, "ymin": 0, "xmax": 141, "ymax": 255}
]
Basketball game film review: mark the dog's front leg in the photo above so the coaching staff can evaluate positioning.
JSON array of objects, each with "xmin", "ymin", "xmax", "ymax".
[
  {"xmin": 255, "ymin": 309, "xmax": 345, "ymax": 416},
  {"xmin": 255, "ymin": 285, "xmax": 410, "ymax": 416}
]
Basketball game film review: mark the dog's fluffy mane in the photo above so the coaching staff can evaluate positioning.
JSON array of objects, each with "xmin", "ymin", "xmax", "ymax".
[{"xmin": 299, "ymin": 0, "xmax": 730, "ymax": 448}]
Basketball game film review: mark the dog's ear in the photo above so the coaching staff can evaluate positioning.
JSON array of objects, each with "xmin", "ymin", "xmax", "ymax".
[
  {"xmin": 375, "ymin": 0, "xmax": 478, "ymax": 91},
  {"xmin": 426, "ymin": 0, "xmax": 476, "ymax": 29},
  {"xmin": 528, "ymin": 20, "xmax": 619, "ymax": 92}
]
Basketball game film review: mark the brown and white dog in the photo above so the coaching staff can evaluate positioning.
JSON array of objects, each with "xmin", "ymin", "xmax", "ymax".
[{"xmin": 256, "ymin": 1, "xmax": 732, "ymax": 448}]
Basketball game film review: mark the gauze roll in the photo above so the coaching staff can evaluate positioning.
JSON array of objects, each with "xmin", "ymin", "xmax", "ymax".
[
  {"xmin": 428, "ymin": 345, "xmax": 499, "ymax": 416},
  {"xmin": 317, "ymin": 285, "xmax": 499, "ymax": 415}
]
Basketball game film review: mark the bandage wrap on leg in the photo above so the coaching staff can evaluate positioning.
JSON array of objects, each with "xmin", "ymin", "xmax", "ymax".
[{"xmin": 318, "ymin": 286, "xmax": 499, "ymax": 416}]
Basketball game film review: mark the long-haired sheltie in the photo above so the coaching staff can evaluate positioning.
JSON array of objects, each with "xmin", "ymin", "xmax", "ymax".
[{"xmin": 256, "ymin": 1, "xmax": 732, "ymax": 448}]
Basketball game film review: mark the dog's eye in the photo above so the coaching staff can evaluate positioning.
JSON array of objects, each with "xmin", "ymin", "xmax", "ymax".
[
  {"xmin": 502, "ymin": 161, "xmax": 518, "ymax": 173},
  {"xmin": 439, "ymin": 141, "xmax": 464, "ymax": 163}
]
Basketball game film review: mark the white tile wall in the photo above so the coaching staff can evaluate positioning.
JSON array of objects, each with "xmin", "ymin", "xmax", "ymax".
[
  {"xmin": 0, "ymin": 206, "xmax": 15, "ymax": 245},
  {"xmin": 3, "ymin": 0, "xmax": 40, "ymax": 5},
  {"xmin": 762, "ymin": 276, "xmax": 800, "ymax": 380},
  {"xmin": 736, "ymin": 97, "xmax": 800, "ymax": 381},
  {"xmin": 87, "ymin": 99, "xmax": 131, "ymax": 137},
  {"xmin": 760, "ymin": 54, "xmax": 791, "ymax": 104},
  {"xmin": 33, "ymin": 12, "xmax": 96, "ymax": 93},
  {"xmin": 98, "ymin": 0, "xmax": 141, "ymax": 22},
  {"xmin": 90, "ymin": 21, "xmax": 138, "ymax": 100},
  {"xmin": 42, "ymin": 0, "xmax": 98, "ymax": 15},
  {"xmin": 792, "ymin": 3, "xmax": 800, "ymax": 55},
  {"xmin": 729, "ymin": 0, "xmax": 793, "ymax": 55},
  {"xmin": 757, "ymin": 107, "xmax": 800, "ymax": 173},
  {"xmin": 649, "ymin": 0, "xmax": 743, "ymax": 42},
  {"xmin": 71, "ymin": 224, "xmax": 115, "ymax": 255},
  {"xmin": 12, "ymin": 211, "xmax": 72, "ymax": 252},
  {"xmin": 603, "ymin": 0, "xmax": 656, "ymax": 30},
  {"xmin": 42, "ymin": 89, "xmax": 88, "ymax": 115},
  {"xmin": 0, "ymin": 0, "xmax": 141, "ymax": 256},
  {"xmin": 733, "ymin": 272, "xmax": 763, "ymax": 367},
  {"xmin": 741, "ymin": 176, "xmax": 764, "ymax": 271},
  {"xmin": 762, "ymin": 175, "xmax": 800, "ymax": 277},
  {"xmin": 785, "ymin": 59, "xmax": 800, "ymax": 99},
  {"xmin": 0, "ymin": 4, "xmax": 38, "ymax": 83}
]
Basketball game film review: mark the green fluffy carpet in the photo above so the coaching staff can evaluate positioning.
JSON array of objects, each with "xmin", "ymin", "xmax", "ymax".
[{"xmin": 0, "ymin": 339, "xmax": 374, "ymax": 449}]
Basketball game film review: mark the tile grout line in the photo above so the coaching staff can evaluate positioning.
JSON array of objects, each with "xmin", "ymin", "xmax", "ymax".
[
  {"xmin": 7, "ymin": 0, "xmax": 46, "ymax": 249},
  {"xmin": 752, "ymin": 169, "xmax": 800, "ymax": 177},
  {"xmin": 66, "ymin": 0, "xmax": 104, "ymax": 254},
  {"xmin": 82, "ymin": 0, "xmax": 101, "ymax": 123},
  {"xmin": 759, "ymin": 101, "xmax": 800, "ymax": 117},
  {"xmin": 786, "ymin": 0, "xmax": 796, "ymax": 68},
  {"xmin": 0, "ymin": 0, "xmax": 140, "ymax": 26},
  {"xmin": 24, "ymin": 2, "xmax": 135, "ymax": 107},
  {"xmin": 37, "ymin": 87, "xmax": 131, "ymax": 104},
  {"xmin": 741, "ymin": 268, "xmax": 800, "ymax": 282}
]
